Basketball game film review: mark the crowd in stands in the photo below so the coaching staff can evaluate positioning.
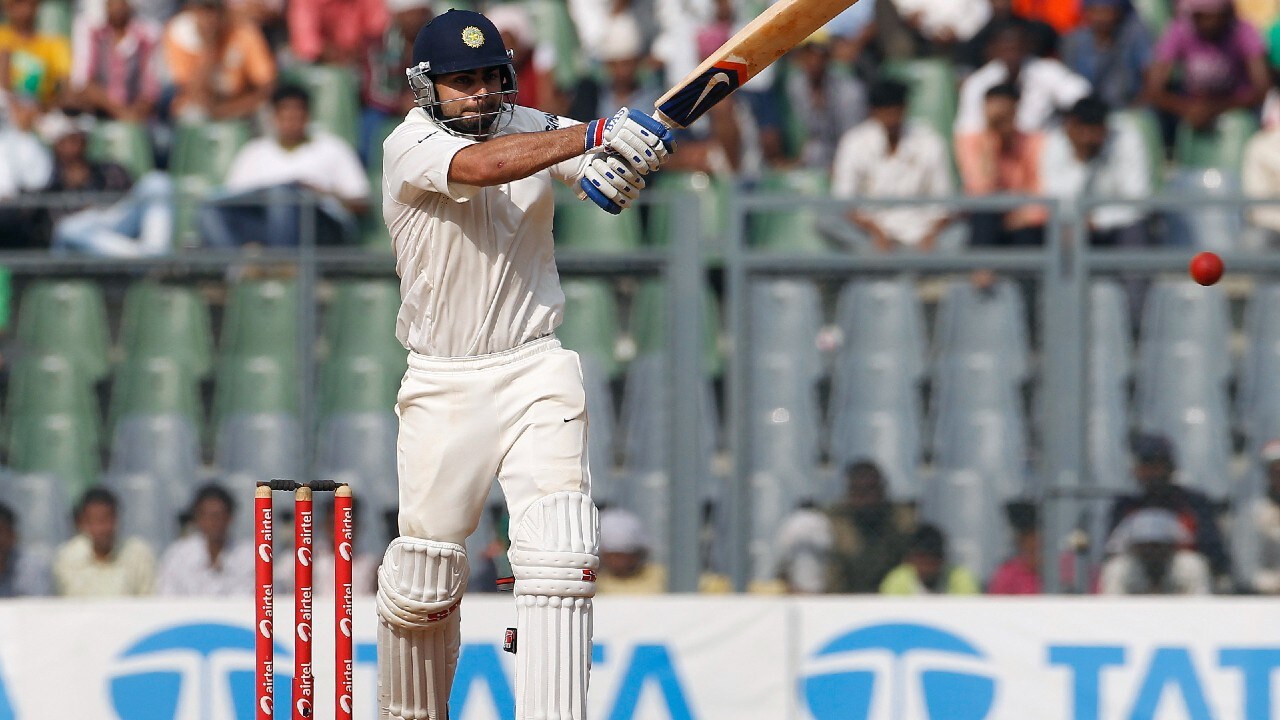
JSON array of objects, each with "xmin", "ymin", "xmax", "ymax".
[{"xmin": 4, "ymin": 0, "xmax": 1280, "ymax": 253}]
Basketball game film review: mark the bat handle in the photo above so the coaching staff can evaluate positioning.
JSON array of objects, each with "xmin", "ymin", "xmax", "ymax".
[{"xmin": 578, "ymin": 177, "xmax": 623, "ymax": 215}]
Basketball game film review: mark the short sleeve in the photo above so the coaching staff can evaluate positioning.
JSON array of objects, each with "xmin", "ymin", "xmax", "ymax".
[
  {"xmin": 1152, "ymin": 20, "xmax": 1190, "ymax": 65},
  {"xmin": 383, "ymin": 122, "xmax": 482, "ymax": 203}
]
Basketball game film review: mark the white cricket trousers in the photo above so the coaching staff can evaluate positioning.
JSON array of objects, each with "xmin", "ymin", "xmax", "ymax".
[{"xmin": 395, "ymin": 335, "xmax": 592, "ymax": 544}]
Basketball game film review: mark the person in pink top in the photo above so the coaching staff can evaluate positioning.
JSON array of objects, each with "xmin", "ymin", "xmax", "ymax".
[
  {"xmin": 1143, "ymin": 0, "xmax": 1269, "ymax": 133},
  {"xmin": 988, "ymin": 501, "xmax": 1042, "ymax": 594},
  {"xmin": 956, "ymin": 83, "xmax": 1047, "ymax": 247},
  {"xmin": 288, "ymin": 0, "xmax": 388, "ymax": 65}
]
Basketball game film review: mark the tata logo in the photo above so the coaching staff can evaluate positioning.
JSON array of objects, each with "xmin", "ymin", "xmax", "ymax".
[
  {"xmin": 801, "ymin": 622, "xmax": 996, "ymax": 720},
  {"xmin": 110, "ymin": 623, "xmax": 289, "ymax": 720}
]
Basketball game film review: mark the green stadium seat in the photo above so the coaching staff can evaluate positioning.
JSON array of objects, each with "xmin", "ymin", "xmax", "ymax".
[
  {"xmin": 15, "ymin": 280, "xmax": 110, "ymax": 381},
  {"xmin": 170, "ymin": 120, "xmax": 253, "ymax": 246},
  {"xmin": 628, "ymin": 279, "xmax": 723, "ymax": 377},
  {"xmin": 748, "ymin": 167, "xmax": 831, "ymax": 253},
  {"xmin": 558, "ymin": 279, "xmax": 621, "ymax": 378},
  {"xmin": 319, "ymin": 354, "xmax": 401, "ymax": 416},
  {"xmin": 883, "ymin": 58, "xmax": 958, "ymax": 140},
  {"xmin": 108, "ymin": 356, "xmax": 203, "ymax": 430},
  {"xmin": 280, "ymin": 64, "xmax": 361, "ymax": 146},
  {"xmin": 6, "ymin": 354, "xmax": 101, "ymax": 491},
  {"xmin": 1133, "ymin": 0, "xmax": 1172, "ymax": 35},
  {"xmin": 1175, "ymin": 110, "xmax": 1257, "ymax": 170},
  {"xmin": 645, "ymin": 171, "xmax": 732, "ymax": 258},
  {"xmin": 36, "ymin": 0, "xmax": 72, "ymax": 37},
  {"xmin": 553, "ymin": 184, "xmax": 644, "ymax": 252},
  {"xmin": 324, "ymin": 280, "xmax": 403, "ymax": 364},
  {"xmin": 526, "ymin": 0, "xmax": 584, "ymax": 88},
  {"xmin": 220, "ymin": 279, "xmax": 299, "ymax": 361},
  {"xmin": 361, "ymin": 117, "xmax": 399, "ymax": 251},
  {"xmin": 118, "ymin": 282, "xmax": 214, "ymax": 378},
  {"xmin": 88, "ymin": 121, "xmax": 155, "ymax": 182},
  {"xmin": 214, "ymin": 354, "xmax": 299, "ymax": 420}
]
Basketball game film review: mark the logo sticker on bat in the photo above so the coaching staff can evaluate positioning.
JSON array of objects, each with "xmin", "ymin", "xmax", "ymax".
[{"xmin": 657, "ymin": 58, "xmax": 749, "ymax": 128}]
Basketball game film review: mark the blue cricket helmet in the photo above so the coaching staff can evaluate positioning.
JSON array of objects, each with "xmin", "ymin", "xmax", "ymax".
[{"xmin": 406, "ymin": 9, "xmax": 518, "ymax": 137}]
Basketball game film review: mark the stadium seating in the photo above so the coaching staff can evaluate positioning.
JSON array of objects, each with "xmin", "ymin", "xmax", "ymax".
[
  {"xmin": 1174, "ymin": 110, "xmax": 1257, "ymax": 171},
  {"xmin": 1088, "ymin": 281, "xmax": 1134, "ymax": 493},
  {"xmin": 6, "ymin": 354, "xmax": 102, "ymax": 492},
  {"xmin": 5, "ymin": 471, "xmax": 72, "ymax": 554},
  {"xmin": 170, "ymin": 120, "xmax": 253, "ymax": 245},
  {"xmin": 15, "ymin": 280, "xmax": 111, "ymax": 382},
  {"xmin": 557, "ymin": 278, "xmax": 622, "ymax": 378},
  {"xmin": 645, "ymin": 171, "xmax": 732, "ymax": 255},
  {"xmin": 933, "ymin": 278, "xmax": 1031, "ymax": 381},
  {"xmin": 118, "ymin": 282, "xmax": 215, "ymax": 380},
  {"xmin": 88, "ymin": 121, "xmax": 156, "ymax": 182},
  {"xmin": 628, "ymin": 278, "xmax": 723, "ymax": 378},
  {"xmin": 747, "ymin": 168, "xmax": 832, "ymax": 253},
  {"xmin": 218, "ymin": 279, "xmax": 299, "ymax": 364},
  {"xmin": 361, "ymin": 116, "xmax": 398, "ymax": 250},
  {"xmin": 882, "ymin": 58, "xmax": 959, "ymax": 140},
  {"xmin": 322, "ymin": 280, "xmax": 403, "ymax": 366},
  {"xmin": 1135, "ymin": 281, "xmax": 1233, "ymax": 499},
  {"xmin": 35, "ymin": 0, "xmax": 71, "ymax": 37},
  {"xmin": 553, "ymin": 184, "xmax": 644, "ymax": 252},
  {"xmin": 1241, "ymin": 283, "xmax": 1280, "ymax": 454}
]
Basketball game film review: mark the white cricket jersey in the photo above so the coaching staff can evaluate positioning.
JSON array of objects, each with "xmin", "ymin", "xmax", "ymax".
[{"xmin": 383, "ymin": 105, "xmax": 589, "ymax": 357}]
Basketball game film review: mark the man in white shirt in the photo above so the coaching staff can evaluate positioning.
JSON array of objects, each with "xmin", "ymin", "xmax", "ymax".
[
  {"xmin": 198, "ymin": 83, "xmax": 370, "ymax": 248},
  {"xmin": 53, "ymin": 486, "xmax": 155, "ymax": 597},
  {"xmin": 891, "ymin": 0, "xmax": 990, "ymax": 52},
  {"xmin": 1100, "ymin": 508, "xmax": 1213, "ymax": 595},
  {"xmin": 1039, "ymin": 95, "xmax": 1151, "ymax": 246},
  {"xmin": 830, "ymin": 78, "xmax": 959, "ymax": 253},
  {"xmin": 955, "ymin": 21, "xmax": 1092, "ymax": 136},
  {"xmin": 156, "ymin": 484, "xmax": 254, "ymax": 596},
  {"xmin": 0, "ymin": 106, "xmax": 53, "ymax": 248},
  {"xmin": 376, "ymin": 10, "xmax": 674, "ymax": 720}
]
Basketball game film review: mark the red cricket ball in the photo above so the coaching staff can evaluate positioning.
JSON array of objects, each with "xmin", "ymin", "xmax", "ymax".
[{"xmin": 1189, "ymin": 251, "xmax": 1224, "ymax": 286}]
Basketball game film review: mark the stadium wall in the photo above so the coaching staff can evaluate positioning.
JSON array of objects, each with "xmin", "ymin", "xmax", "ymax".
[{"xmin": 0, "ymin": 596, "xmax": 1273, "ymax": 719}]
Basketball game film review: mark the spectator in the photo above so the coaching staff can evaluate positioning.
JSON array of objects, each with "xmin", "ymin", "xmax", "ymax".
[
  {"xmin": 823, "ymin": 461, "xmax": 916, "ymax": 593},
  {"xmin": 0, "ymin": 501, "xmax": 53, "ymax": 597},
  {"xmin": 831, "ymin": 78, "xmax": 959, "ymax": 253},
  {"xmin": 595, "ymin": 507, "xmax": 730, "ymax": 594},
  {"xmin": 66, "ymin": 0, "xmax": 162, "ymax": 122},
  {"xmin": 1240, "ymin": 439, "xmax": 1280, "ymax": 593},
  {"xmin": 781, "ymin": 30, "xmax": 867, "ymax": 169},
  {"xmin": 1107, "ymin": 434, "xmax": 1231, "ymax": 578},
  {"xmin": 53, "ymin": 486, "xmax": 155, "ymax": 597},
  {"xmin": 774, "ymin": 502, "xmax": 833, "ymax": 593},
  {"xmin": 199, "ymin": 83, "xmax": 369, "ymax": 248},
  {"xmin": 574, "ymin": 12, "xmax": 659, "ymax": 122},
  {"xmin": 50, "ymin": 168, "xmax": 174, "ymax": 257},
  {"xmin": 988, "ymin": 500, "xmax": 1042, "ymax": 593},
  {"xmin": 156, "ymin": 484, "xmax": 254, "ymax": 596},
  {"xmin": 37, "ymin": 112, "xmax": 132, "ymax": 228},
  {"xmin": 1013, "ymin": 0, "xmax": 1083, "ymax": 34},
  {"xmin": 163, "ymin": 0, "xmax": 275, "ymax": 122},
  {"xmin": 888, "ymin": 0, "xmax": 992, "ymax": 58},
  {"xmin": 961, "ymin": 0, "xmax": 1059, "ymax": 70},
  {"xmin": 1242, "ymin": 103, "xmax": 1280, "ymax": 243},
  {"xmin": 1100, "ymin": 508, "xmax": 1213, "ymax": 594},
  {"xmin": 313, "ymin": 495, "xmax": 378, "ymax": 596},
  {"xmin": 359, "ymin": 0, "xmax": 430, "ymax": 163},
  {"xmin": 880, "ymin": 524, "xmax": 980, "ymax": 594},
  {"xmin": 0, "ymin": 0, "xmax": 73, "ymax": 127},
  {"xmin": 487, "ymin": 3, "xmax": 562, "ymax": 114},
  {"xmin": 1061, "ymin": 0, "xmax": 1153, "ymax": 110},
  {"xmin": 1039, "ymin": 95, "xmax": 1151, "ymax": 247},
  {"xmin": 0, "ymin": 103, "xmax": 53, "ymax": 247},
  {"xmin": 956, "ymin": 83, "xmax": 1047, "ymax": 246},
  {"xmin": 1143, "ymin": 0, "xmax": 1268, "ymax": 134},
  {"xmin": 955, "ymin": 21, "xmax": 1092, "ymax": 135},
  {"xmin": 287, "ymin": 0, "xmax": 386, "ymax": 65}
]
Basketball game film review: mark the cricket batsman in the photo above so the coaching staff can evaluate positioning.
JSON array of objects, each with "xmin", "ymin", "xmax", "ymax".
[{"xmin": 375, "ymin": 8, "xmax": 675, "ymax": 719}]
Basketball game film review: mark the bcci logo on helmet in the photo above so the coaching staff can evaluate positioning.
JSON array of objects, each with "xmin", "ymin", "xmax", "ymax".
[
  {"xmin": 109, "ymin": 623, "xmax": 290, "ymax": 720},
  {"xmin": 801, "ymin": 622, "xmax": 996, "ymax": 720}
]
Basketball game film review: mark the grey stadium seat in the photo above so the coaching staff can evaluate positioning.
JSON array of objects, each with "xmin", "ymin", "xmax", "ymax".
[{"xmin": 933, "ymin": 279, "xmax": 1031, "ymax": 381}]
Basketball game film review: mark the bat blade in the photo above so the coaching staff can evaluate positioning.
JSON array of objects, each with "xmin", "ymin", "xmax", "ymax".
[{"xmin": 654, "ymin": 0, "xmax": 858, "ymax": 129}]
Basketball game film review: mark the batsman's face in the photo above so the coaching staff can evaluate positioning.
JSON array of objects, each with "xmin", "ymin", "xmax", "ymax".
[{"xmin": 435, "ymin": 67, "xmax": 505, "ymax": 136}]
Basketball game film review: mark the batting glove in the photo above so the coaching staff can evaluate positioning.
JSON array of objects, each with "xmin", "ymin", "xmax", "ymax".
[
  {"xmin": 584, "ymin": 107, "xmax": 675, "ymax": 175},
  {"xmin": 578, "ymin": 152, "xmax": 646, "ymax": 215}
]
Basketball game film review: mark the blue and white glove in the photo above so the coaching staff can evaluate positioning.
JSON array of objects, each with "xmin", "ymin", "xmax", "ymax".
[
  {"xmin": 584, "ymin": 107, "xmax": 675, "ymax": 175},
  {"xmin": 577, "ymin": 152, "xmax": 646, "ymax": 215}
]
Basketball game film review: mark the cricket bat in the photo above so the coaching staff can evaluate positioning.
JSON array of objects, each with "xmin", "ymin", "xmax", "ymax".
[{"xmin": 581, "ymin": 0, "xmax": 858, "ymax": 211}]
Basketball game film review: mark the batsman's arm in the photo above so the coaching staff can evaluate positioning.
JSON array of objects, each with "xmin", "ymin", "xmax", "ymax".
[{"xmin": 449, "ymin": 126, "xmax": 591, "ymax": 187}]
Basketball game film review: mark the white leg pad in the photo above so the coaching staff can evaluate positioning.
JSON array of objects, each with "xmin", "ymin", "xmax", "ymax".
[
  {"xmin": 376, "ymin": 537, "xmax": 470, "ymax": 720},
  {"xmin": 508, "ymin": 492, "xmax": 599, "ymax": 719}
]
